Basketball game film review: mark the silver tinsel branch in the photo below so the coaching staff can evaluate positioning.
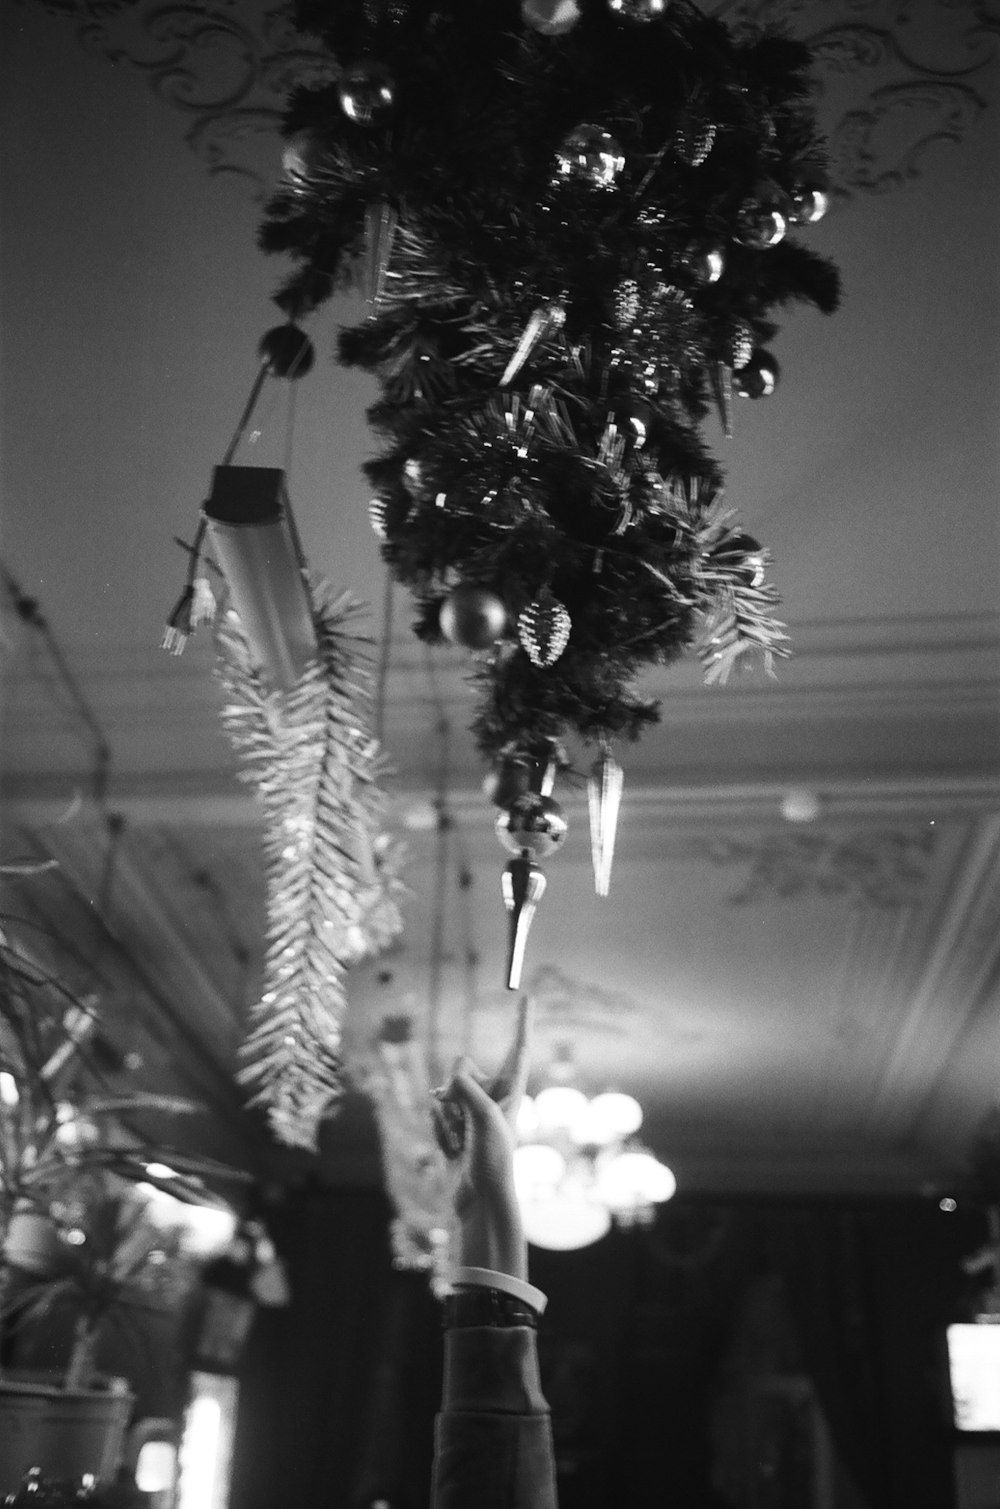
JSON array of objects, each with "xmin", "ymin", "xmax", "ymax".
[{"xmin": 214, "ymin": 588, "xmax": 405, "ymax": 1149}]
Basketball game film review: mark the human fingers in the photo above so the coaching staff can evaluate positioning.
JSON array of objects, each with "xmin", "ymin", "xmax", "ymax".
[{"xmin": 487, "ymin": 994, "xmax": 532, "ymax": 1119}]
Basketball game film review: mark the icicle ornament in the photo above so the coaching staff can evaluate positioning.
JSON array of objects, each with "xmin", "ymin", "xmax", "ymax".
[
  {"xmin": 501, "ymin": 300, "xmax": 567, "ymax": 387},
  {"xmin": 587, "ymin": 749, "xmax": 624, "ymax": 897},
  {"xmin": 502, "ymin": 855, "xmax": 546, "ymax": 990}
]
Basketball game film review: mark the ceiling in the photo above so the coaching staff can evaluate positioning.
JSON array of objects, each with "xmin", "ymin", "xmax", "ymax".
[{"xmin": 1, "ymin": 0, "xmax": 999, "ymax": 1200}]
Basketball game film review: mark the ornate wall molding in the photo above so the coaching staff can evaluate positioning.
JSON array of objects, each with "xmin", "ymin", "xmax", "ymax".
[{"xmin": 18, "ymin": 0, "xmax": 999, "ymax": 195}]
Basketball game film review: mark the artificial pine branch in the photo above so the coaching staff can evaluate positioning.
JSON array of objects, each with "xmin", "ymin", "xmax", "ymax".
[
  {"xmin": 261, "ymin": 0, "xmax": 840, "ymax": 765},
  {"xmin": 214, "ymin": 589, "xmax": 405, "ymax": 1149}
]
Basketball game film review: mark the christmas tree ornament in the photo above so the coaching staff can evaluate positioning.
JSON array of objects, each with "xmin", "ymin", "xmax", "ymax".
[
  {"xmin": 439, "ymin": 583, "xmax": 508, "ymax": 649},
  {"xmin": 609, "ymin": 0, "xmax": 668, "ymax": 19},
  {"xmin": 683, "ymin": 242, "xmax": 725, "ymax": 285},
  {"xmin": 501, "ymin": 299, "xmax": 567, "ymax": 387},
  {"xmin": 674, "ymin": 107, "xmax": 717, "ymax": 167},
  {"xmin": 613, "ymin": 277, "xmax": 641, "ymax": 331},
  {"xmin": 402, "ymin": 456, "xmax": 427, "ymax": 498},
  {"xmin": 363, "ymin": 200, "xmax": 399, "ymax": 315},
  {"xmin": 502, "ymin": 855, "xmax": 546, "ymax": 991},
  {"xmin": 554, "ymin": 124, "xmax": 625, "ymax": 190},
  {"xmin": 338, "ymin": 59, "xmax": 395, "ymax": 125},
  {"xmin": 258, "ymin": 323, "xmax": 315, "ymax": 379},
  {"xmin": 710, "ymin": 360, "xmax": 734, "ymax": 440},
  {"xmin": 588, "ymin": 747, "xmax": 624, "ymax": 896},
  {"xmin": 496, "ymin": 791, "xmax": 568, "ymax": 860},
  {"xmin": 522, "ymin": 0, "xmax": 581, "ymax": 34},
  {"xmin": 368, "ymin": 496, "xmax": 390, "ymax": 539},
  {"xmin": 518, "ymin": 588, "xmax": 572, "ymax": 667},
  {"xmin": 728, "ymin": 321, "xmax": 755, "ymax": 370},
  {"xmin": 788, "ymin": 166, "xmax": 830, "ymax": 226},
  {"xmin": 736, "ymin": 185, "xmax": 789, "ymax": 248},
  {"xmin": 734, "ymin": 349, "xmax": 779, "ymax": 399}
]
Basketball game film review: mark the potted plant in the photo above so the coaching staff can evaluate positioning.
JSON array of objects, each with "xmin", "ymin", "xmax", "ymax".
[{"xmin": 0, "ymin": 920, "xmax": 248, "ymax": 1495}]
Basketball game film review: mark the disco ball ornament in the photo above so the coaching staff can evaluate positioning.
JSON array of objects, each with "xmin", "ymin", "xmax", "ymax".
[
  {"xmin": 522, "ymin": 0, "xmax": 581, "ymax": 33},
  {"xmin": 338, "ymin": 60, "xmax": 395, "ymax": 125},
  {"xmin": 258, "ymin": 324, "xmax": 315, "ymax": 379},
  {"xmin": 439, "ymin": 584, "xmax": 508, "ymax": 650},
  {"xmin": 518, "ymin": 589, "xmax": 572, "ymax": 667},
  {"xmin": 788, "ymin": 166, "xmax": 830, "ymax": 226},
  {"xmin": 608, "ymin": 0, "xmax": 668, "ymax": 19},
  {"xmin": 734, "ymin": 349, "xmax": 780, "ymax": 399},
  {"xmin": 554, "ymin": 124, "xmax": 625, "ymax": 190},
  {"xmin": 496, "ymin": 792, "xmax": 568, "ymax": 860},
  {"xmin": 736, "ymin": 185, "xmax": 789, "ymax": 248}
]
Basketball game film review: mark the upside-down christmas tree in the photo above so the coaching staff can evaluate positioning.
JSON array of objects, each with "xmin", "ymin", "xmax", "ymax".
[{"xmin": 260, "ymin": 0, "xmax": 840, "ymax": 983}]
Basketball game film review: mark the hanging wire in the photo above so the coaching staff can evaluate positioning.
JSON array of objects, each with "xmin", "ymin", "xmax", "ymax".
[
  {"xmin": 2, "ymin": 564, "xmax": 112, "ymax": 809},
  {"xmin": 423, "ymin": 646, "xmax": 451, "ymax": 1082},
  {"xmin": 420, "ymin": 646, "xmax": 482, "ymax": 1070}
]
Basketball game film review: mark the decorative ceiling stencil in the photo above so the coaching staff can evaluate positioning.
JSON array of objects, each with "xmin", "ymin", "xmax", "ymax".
[
  {"xmin": 710, "ymin": 0, "xmax": 999, "ymax": 196},
  {"xmin": 662, "ymin": 827, "xmax": 936, "ymax": 907},
  {"xmin": 23, "ymin": 0, "xmax": 997, "ymax": 194}
]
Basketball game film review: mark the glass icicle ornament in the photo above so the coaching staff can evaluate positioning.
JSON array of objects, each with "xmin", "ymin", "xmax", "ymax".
[
  {"xmin": 501, "ymin": 299, "xmax": 567, "ymax": 387},
  {"xmin": 363, "ymin": 200, "xmax": 399, "ymax": 316},
  {"xmin": 588, "ymin": 747, "xmax": 624, "ymax": 896},
  {"xmin": 502, "ymin": 856, "xmax": 546, "ymax": 991},
  {"xmin": 554, "ymin": 124, "xmax": 625, "ymax": 190},
  {"xmin": 518, "ymin": 588, "xmax": 571, "ymax": 667}
]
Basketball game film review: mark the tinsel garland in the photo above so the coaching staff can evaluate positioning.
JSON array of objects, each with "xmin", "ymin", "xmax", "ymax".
[
  {"xmin": 259, "ymin": 0, "xmax": 841, "ymax": 772},
  {"xmin": 214, "ymin": 589, "xmax": 405, "ymax": 1148}
]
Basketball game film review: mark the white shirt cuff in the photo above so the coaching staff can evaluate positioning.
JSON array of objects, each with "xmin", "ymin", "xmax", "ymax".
[{"xmin": 450, "ymin": 1265, "xmax": 547, "ymax": 1316}]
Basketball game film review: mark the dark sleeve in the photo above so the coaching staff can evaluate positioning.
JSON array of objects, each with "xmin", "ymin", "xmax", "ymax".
[{"xmin": 431, "ymin": 1325, "xmax": 558, "ymax": 1509}]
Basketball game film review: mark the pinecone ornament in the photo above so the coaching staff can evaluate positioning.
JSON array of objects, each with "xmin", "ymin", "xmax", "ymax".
[{"xmin": 518, "ymin": 589, "xmax": 571, "ymax": 667}]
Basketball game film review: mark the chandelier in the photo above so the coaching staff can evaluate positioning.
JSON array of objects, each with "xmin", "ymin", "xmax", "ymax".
[{"xmin": 513, "ymin": 1064, "xmax": 675, "ymax": 1251}]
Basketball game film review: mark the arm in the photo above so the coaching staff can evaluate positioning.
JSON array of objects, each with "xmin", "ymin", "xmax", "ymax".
[{"xmin": 431, "ymin": 1001, "xmax": 558, "ymax": 1509}]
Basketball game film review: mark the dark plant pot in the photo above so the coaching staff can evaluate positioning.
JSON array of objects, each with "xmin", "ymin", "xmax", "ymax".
[{"xmin": 0, "ymin": 1372, "xmax": 134, "ymax": 1494}]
